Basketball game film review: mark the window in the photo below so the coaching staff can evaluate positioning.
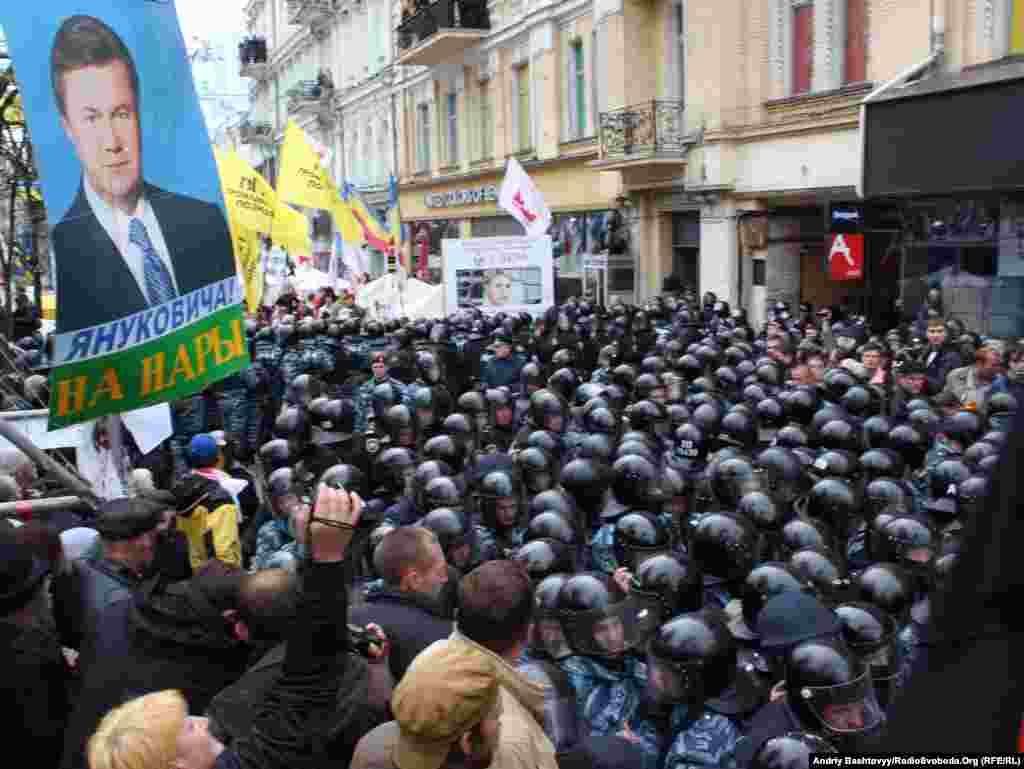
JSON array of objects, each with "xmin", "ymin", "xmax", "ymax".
[
  {"xmin": 378, "ymin": 124, "xmax": 389, "ymax": 183},
  {"xmin": 364, "ymin": 125, "xmax": 373, "ymax": 185},
  {"xmin": 844, "ymin": 0, "xmax": 867, "ymax": 84},
  {"xmin": 446, "ymin": 92, "xmax": 459, "ymax": 166},
  {"xmin": 1013, "ymin": 0, "xmax": 1024, "ymax": 54},
  {"xmin": 792, "ymin": 3, "xmax": 814, "ymax": 95},
  {"xmin": 672, "ymin": 2, "xmax": 685, "ymax": 103},
  {"xmin": 351, "ymin": 131, "xmax": 361, "ymax": 186},
  {"xmin": 416, "ymin": 103, "xmax": 432, "ymax": 172},
  {"xmin": 567, "ymin": 41, "xmax": 586, "ymax": 139},
  {"xmin": 514, "ymin": 65, "xmax": 531, "ymax": 151},
  {"xmin": 479, "ymin": 80, "xmax": 493, "ymax": 159}
]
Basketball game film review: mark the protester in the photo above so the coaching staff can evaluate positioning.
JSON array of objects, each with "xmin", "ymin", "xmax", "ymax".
[
  {"xmin": 0, "ymin": 531, "xmax": 71, "ymax": 769},
  {"xmin": 52, "ymin": 497, "xmax": 162, "ymax": 660},
  {"xmin": 173, "ymin": 434, "xmax": 243, "ymax": 572},
  {"xmin": 7, "ymin": 285, "xmax": 1021, "ymax": 769},
  {"xmin": 86, "ymin": 483, "xmax": 367, "ymax": 769},
  {"xmin": 348, "ymin": 526, "xmax": 453, "ymax": 681}
]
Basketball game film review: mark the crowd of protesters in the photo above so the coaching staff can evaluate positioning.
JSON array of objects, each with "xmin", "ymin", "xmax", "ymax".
[{"xmin": 1, "ymin": 284, "xmax": 1021, "ymax": 768}]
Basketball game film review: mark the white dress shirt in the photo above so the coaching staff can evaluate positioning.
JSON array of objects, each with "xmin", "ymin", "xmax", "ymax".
[{"xmin": 83, "ymin": 179, "xmax": 180, "ymax": 301}]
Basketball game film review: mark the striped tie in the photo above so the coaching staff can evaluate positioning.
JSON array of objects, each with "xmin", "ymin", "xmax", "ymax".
[{"xmin": 129, "ymin": 217, "xmax": 177, "ymax": 306}]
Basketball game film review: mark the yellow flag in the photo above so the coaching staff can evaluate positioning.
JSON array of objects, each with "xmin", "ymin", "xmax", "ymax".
[
  {"xmin": 215, "ymin": 149, "xmax": 277, "ymax": 234},
  {"xmin": 235, "ymin": 225, "xmax": 264, "ymax": 312},
  {"xmin": 277, "ymin": 121, "xmax": 337, "ymax": 210},
  {"xmin": 271, "ymin": 200, "xmax": 311, "ymax": 256},
  {"xmin": 2, "ymin": 93, "xmax": 24, "ymax": 125},
  {"xmin": 331, "ymin": 194, "xmax": 362, "ymax": 243}
]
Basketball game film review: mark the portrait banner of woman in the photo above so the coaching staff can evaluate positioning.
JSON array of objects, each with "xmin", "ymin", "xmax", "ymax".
[
  {"xmin": 444, "ymin": 236, "xmax": 555, "ymax": 317},
  {"xmin": 3, "ymin": 3, "xmax": 248, "ymax": 430}
]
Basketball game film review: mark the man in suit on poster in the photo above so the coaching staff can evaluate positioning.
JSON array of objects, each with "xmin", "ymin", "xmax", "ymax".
[{"xmin": 49, "ymin": 15, "xmax": 235, "ymax": 334}]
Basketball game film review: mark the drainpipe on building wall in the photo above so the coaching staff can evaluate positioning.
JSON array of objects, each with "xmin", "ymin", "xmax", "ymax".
[{"xmin": 856, "ymin": 12, "xmax": 946, "ymax": 198}]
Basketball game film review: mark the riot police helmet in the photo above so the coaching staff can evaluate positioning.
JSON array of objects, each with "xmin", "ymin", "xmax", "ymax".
[
  {"xmin": 690, "ymin": 512, "xmax": 758, "ymax": 582},
  {"xmin": 613, "ymin": 512, "xmax": 670, "ymax": 570},
  {"xmin": 610, "ymin": 454, "xmax": 662, "ymax": 510},
  {"xmin": 515, "ymin": 447, "xmax": 556, "ymax": 495},
  {"xmin": 375, "ymin": 447, "xmax": 417, "ymax": 496},
  {"xmin": 783, "ymin": 638, "xmax": 883, "ymax": 741},
  {"xmin": 646, "ymin": 609, "xmax": 737, "ymax": 707},
  {"xmin": 632, "ymin": 553, "xmax": 703, "ymax": 622},
  {"xmin": 750, "ymin": 733, "xmax": 838, "ymax": 769},
  {"xmin": 556, "ymin": 573, "xmax": 657, "ymax": 660}
]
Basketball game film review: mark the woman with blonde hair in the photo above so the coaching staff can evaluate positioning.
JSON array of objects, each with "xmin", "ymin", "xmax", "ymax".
[{"xmin": 87, "ymin": 484, "xmax": 372, "ymax": 769}]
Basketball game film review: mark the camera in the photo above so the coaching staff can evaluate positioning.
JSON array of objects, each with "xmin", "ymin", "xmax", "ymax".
[{"xmin": 348, "ymin": 624, "xmax": 382, "ymax": 657}]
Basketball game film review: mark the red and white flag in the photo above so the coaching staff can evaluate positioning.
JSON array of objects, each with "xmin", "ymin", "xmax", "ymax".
[{"xmin": 498, "ymin": 156, "xmax": 552, "ymax": 237}]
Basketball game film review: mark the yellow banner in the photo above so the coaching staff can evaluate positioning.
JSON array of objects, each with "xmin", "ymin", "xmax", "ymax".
[
  {"xmin": 234, "ymin": 225, "xmax": 263, "ymax": 312},
  {"xmin": 215, "ymin": 148, "xmax": 277, "ymax": 234},
  {"xmin": 331, "ymin": 194, "xmax": 362, "ymax": 243},
  {"xmin": 277, "ymin": 121, "xmax": 337, "ymax": 211},
  {"xmin": 271, "ymin": 200, "xmax": 311, "ymax": 256},
  {"xmin": 2, "ymin": 93, "xmax": 25, "ymax": 125}
]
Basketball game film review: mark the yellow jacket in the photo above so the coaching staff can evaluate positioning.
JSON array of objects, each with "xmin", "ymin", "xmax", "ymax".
[{"xmin": 176, "ymin": 478, "xmax": 241, "ymax": 570}]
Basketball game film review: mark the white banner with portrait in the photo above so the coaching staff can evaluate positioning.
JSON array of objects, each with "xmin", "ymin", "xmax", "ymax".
[{"xmin": 442, "ymin": 236, "xmax": 554, "ymax": 317}]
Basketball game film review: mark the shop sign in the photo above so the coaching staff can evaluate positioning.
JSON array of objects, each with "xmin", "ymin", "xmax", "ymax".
[
  {"xmin": 425, "ymin": 185, "xmax": 498, "ymax": 208},
  {"xmin": 828, "ymin": 233, "xmax": 864, "ymax": 281},
  {"xmin": 830, "ymin": 203, "xmax": 864, "ymax": 232}
]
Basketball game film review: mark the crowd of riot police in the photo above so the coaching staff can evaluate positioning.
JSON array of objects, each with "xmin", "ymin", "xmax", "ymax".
[{"xmin": 2, "ymin": 288, "xmax": 1017, "ymax": 767}]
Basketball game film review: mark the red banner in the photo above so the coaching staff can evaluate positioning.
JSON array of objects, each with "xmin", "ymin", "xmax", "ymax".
[{"xmin": 828, "ymin": 233, "xmax": 864, "ymax": 281}]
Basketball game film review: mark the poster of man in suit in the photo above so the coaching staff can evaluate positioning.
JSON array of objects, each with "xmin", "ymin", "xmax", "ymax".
[{"xmin": 3, "ymin": 4, "xmax": 247, "ymax": 428}]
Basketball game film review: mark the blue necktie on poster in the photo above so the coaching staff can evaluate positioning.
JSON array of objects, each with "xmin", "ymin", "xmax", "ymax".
[{"xmin": 129, "ymin": 217, "xmax": 177, "ymax": 305}]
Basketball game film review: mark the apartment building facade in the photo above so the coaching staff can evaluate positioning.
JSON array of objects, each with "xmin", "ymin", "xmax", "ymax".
[
  {"xmin": 238, "ymin": 0, "xmax": 399, "ymax": 272},
  {"xmin": 390, "ymin": 0, "xmax": 638, "ymax": 298},
  {"xmin": 597, "ymin": 0, "xmax": 1024, "ymax": 331},
  {"xmin": 236, "ymin": 0, "xmax": 1024, "ymax": 327}
]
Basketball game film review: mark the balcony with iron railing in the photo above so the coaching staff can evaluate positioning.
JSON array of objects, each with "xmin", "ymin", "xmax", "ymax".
[
  {"xmin": 286, "ymin": 77, "xmax": 336, "ymax": 123},
  {"xmin": 395, "ymin": 0, "xmax": 489, "ymax": 67},
  {"xmin": 590, "ymin": 99, "xmax": 693, "ymax": 183},
  {"xmin": 239, "ymin": 120, "xmax": 274, "ymax": 144},
  {"xmin": 238, "ymin": 36, "xmax": 269, "ymax": 79},
  {"xmin": 286, "ymin": 0, "xmax": 335, "ymax": 28}
]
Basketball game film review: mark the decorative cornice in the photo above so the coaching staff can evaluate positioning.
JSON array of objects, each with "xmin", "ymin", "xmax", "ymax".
[
  {"xmin": 774, "ymin": 0, "xmax": 785, "ymax": 81},
  {"xmin": 983, "ymin": 0, "xmax": 996, "ymax": 42}
]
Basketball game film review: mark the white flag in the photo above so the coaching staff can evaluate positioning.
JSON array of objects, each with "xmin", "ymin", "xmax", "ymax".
[{"xmin": 498, "ymin": 156, "xmax": 552, "ymax": 237}]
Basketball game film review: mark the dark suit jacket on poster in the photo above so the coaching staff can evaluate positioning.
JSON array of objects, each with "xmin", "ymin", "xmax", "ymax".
[{"xmin": 52, "ymin": 182, "xmax": 236, "ymax": 334}]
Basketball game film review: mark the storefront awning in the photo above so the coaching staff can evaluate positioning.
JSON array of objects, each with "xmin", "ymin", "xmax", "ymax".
[{"xmin": 863, "ymin": 57, "xmax": 1024, "ymax": 199}]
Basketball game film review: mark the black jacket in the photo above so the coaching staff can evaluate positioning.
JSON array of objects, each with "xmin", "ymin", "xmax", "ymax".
[
  {"xmin": 348, "ymin": 587, "xmax": 453, "ymax": 681},
  {"xmin": 877, "ymin": 408, "xmax": 1024, "ymax": 753},
  {"xmin": 0, "ymin": 621, "xmax": 70, "ymax": 769},
  {"xmin": 60, "ymin": 575, "xmax": 255, "ymax": 769},
  {"xmin": 923, "ymin": 345, "xmax": 963, "ymax": 393},
  {"xmin": 53, "ymin": 555, "xmax": 144, "ymax": 654},
  {"xmin": 217, "ymin": 559, "xmax": 353, "ymax": 769},
  {"xmin": 207, "ymin": 639, "xmax": 387, "ymax": 767},
  {"xmin": 52, "ymin": 182, "xmax": 236, "ymax": 334}
]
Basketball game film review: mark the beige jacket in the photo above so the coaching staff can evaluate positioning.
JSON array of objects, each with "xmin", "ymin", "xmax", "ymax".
[
  {"xmin": 451, "ymin": 629, "xmax": 559, "ymax": 769},
  {"xmin": 944, "ymin": 365, "xmax": 991, "ymax": 408}
]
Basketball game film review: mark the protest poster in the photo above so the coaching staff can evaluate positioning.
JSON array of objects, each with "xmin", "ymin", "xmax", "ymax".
[
  {"xmin": 442, "ymin": 236, "xmax": 554, "ymax": 317},
  {"xmin": 1, "ymin": 4, "xmax": 248, "ymax": 429}
]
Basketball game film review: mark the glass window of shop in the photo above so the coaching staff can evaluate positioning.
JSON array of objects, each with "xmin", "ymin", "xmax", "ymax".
[
  {"xmin": 471, "ymin": 215, "xmax": 523, "ymax": 238},
  {"xmin": 549, "ymin": 210, "xmax": 618, "ymax": 274},
  {"xmin": 408, "ymin": 219, "xmax": 464, "ymax": 283},
  {"xmin": 890, "ymin": 197, "xmax": 1024, "ymax": 338},
  {"xmin": 897, "ymin": 198, "xmax": 998, "ymax": 336}
]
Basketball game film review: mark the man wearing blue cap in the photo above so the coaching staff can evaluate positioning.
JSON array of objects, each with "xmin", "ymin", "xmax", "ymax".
[{"xmin": 172, "ymin": 434, "xmax": 242, "ymax": 572}]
